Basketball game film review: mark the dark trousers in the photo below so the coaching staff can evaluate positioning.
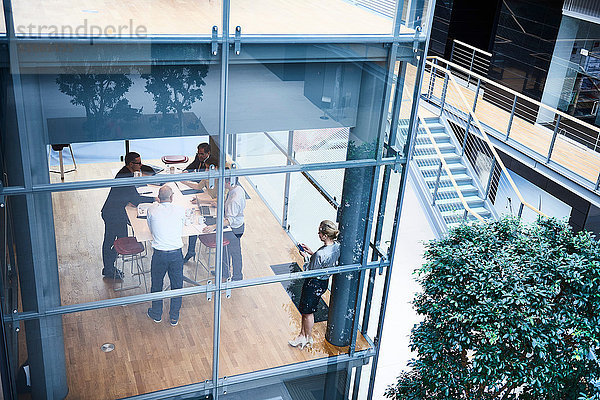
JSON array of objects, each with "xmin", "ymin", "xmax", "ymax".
[
  {"xmin": 185, "ymin": 235, "xmax": 198, "ymax": 257},
  {"xmin": 148, "ymin": 249, "xmax": 184, "ymax": 321},
  {"xmin": 101, "ymin": 215, "xmax": 128, "ymax": 272},
  {"xmin": 224, "ymin": 224, "xmax": 244, "ymax": 281}
]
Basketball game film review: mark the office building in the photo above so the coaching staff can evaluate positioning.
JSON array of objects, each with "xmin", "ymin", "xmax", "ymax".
[{"xmin": 0, "ymin": 0, "xmax": 432, "ymax": 399}]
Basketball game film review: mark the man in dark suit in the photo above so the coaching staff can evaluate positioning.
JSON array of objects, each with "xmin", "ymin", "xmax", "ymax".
[
  {"xmin": 101, "ymin": 152, "xmax": 154, "ymax": 280},
  {"xmin": 184, "ymin": 142, "xmax": 217, "ymax": 172}
]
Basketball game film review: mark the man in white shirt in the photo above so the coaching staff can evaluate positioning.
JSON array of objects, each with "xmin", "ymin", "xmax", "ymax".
[
  {"xmin": 146, "ymin": 185, "xmax": 186, "ymax": 326},
  {"xmin": 203, "ymin": 174, "xmax": 246, "ymax": 281}
]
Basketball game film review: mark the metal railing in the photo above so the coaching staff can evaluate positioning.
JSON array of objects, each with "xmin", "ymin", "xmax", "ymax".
[
  {"xmin": 425, "ymin": 56, "xmax": 600, "ymax": 194},
  {"xmin": 450, "ymin": 39, "xmax": 492, "ymax": 85},
  {"xmin": 564, "ymin": 0, "xmax": 600, "ymax": 20},
  {"xmin": 422, "ymin": 58, "xmax": 547, "ymax": 219}
]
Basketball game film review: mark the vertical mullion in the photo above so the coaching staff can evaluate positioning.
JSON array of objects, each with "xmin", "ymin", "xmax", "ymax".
[
  {"xmin": 282, "ymin": 130, "xmax": 293, "ymax": 230},
  {"xmin": 3, "ymin": 0, "xmax": 33, "ymax": 191},
  {"xmin": 212, "ymin": 1, "xmax": 230, "ymax": 399},
  {"xmin": 366, "ymin": 0, "xmax": 437, "ymax": 397}
]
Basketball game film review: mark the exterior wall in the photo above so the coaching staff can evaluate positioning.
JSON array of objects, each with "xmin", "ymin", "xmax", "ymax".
[{"xmin": 0, "ymin": 1, "xmax": 435, "ymax": 399}]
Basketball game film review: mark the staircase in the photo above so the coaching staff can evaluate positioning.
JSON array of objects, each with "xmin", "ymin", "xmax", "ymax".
[{"xmin": 408, "ymin": 116, "xmax": 497, "ymax": 236}]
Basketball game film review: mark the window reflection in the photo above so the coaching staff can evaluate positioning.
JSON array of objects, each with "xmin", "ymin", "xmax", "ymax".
[{"xmin": 49, "ymin": 63, "xmax": 214, "ymax": 146}]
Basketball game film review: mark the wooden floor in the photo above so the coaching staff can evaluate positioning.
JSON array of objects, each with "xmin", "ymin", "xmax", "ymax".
[
  {"xmin": 17, "ymin": 162, "xmax": 370, "ymax": 399},
  {"xmin": 8, "ymin": 0, "xmax": 402, "ymax": 36},
  {"xmin": 420, "ymin": 66, "xmax": 600, "ymax": 185}
]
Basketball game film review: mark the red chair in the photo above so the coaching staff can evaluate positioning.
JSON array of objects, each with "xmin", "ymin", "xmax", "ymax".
[
  {"xmin": 161, "ymin": 155, "xmax": 189, "ymax": 164},
  {"xmin": 113, "ymin": 237, "xmax": 147, "ymax": 292},
  {"xmin": 195, "ymin": 234, "xmax": 230, "ymax": 281}
]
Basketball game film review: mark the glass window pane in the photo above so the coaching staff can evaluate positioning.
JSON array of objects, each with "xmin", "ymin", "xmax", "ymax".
[
  {"xmin": 211, "ymin": 173, "xmax": 306, "ymax": 283},
  {"xmin": 4, "ymin": 43, "xmax": 221, "ymax": 187},
  {"xmin": 396, "ymin": 45, "xmax": 427, "ymax": 157},
  {"xmin": 230, "ymin": 0, "xmax": 395, "ymax": 36},
  {"xmin": 3, "ymin": 188, "xmax": 217, "ymax": 305},
  {"xmin": 228, "ymin": 43, "xmax": 392, "ymax": 172},
  {"xmin": 211, "ymin": 168, "xmax": 376, "ymax": 283},
  {"xmin": 371, "ymin": 166, "xmax": 403, "ymax": 256},
  {"xmin": 11, "ymin": 0, "xmax": 221, "ymax": 37},
  {"xmin": 218, "ymin": 280, "xmax": 372, "ymax": 379},
  {"xmin": 222, "ymin": 361, "xmax": 365, "ymax": 399},
  {"xmin": 8, "ymin": 299, "xmax": 214, "ymax": 399}
]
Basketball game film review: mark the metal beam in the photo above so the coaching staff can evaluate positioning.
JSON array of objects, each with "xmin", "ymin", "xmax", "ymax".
[{"xmin": 0, "ymin": 157, "xmax": 406, "ymax": 196}]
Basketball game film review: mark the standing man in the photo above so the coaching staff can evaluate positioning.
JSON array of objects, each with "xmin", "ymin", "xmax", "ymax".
[
  {"xmin": 101, "ymin": 152, "xmax": 154, "ymax": 280},
  {"xmin": 146, "ymin": 185, "xmax": 186, "ymax": 326},
  {"xmin": 182, "ymin": 142, "xmax": 219, "ymax": 262},
  {"xmin": 203, "ymin": 173, "xmax": 246, "ymax": 281}
]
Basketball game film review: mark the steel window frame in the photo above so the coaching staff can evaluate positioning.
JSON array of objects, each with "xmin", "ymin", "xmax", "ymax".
[{"xmin": 0, "ymin": 0, "xmax": 435, "ymax": 397}]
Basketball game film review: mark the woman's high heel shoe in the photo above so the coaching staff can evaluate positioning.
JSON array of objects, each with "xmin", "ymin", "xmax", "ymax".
[
  {"xmin": 300, "ymin": 336, "xmax": 314, "ymax": 349},
  {"xmin": 288, "ymin": 335, "xmax": 307, "ymax": 348}
]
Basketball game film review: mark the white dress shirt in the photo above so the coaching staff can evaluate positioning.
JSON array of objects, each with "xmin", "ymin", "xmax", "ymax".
[
  {"xmin": 147, "ymin": 201, "xmax": 185, "ymax": 251},
  {"xmin": 225, "ymin": 185, "xmax": 245, "ymax": 229}
]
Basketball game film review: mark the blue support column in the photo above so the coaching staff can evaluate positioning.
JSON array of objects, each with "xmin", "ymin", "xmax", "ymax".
[
  {"xmin": 326, "ymin": 63, "xmax": 384, "ymax": 347},
  {"xmin": 3, "ymin": 72, "xmax": 68, "ymax": 399}
]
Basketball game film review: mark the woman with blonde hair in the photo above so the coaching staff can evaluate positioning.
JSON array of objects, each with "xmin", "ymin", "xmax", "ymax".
[{"xmin": 289, "ymin": 220, "xmax": 340, "ymax": 349}]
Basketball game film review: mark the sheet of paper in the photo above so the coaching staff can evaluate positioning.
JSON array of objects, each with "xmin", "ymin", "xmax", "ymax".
[{"xmin": 137, "ymin": 186, "xmax": 160, "ymax": 197}]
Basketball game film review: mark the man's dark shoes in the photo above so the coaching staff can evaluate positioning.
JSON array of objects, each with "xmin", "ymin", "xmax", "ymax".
[
  {"xmin": 170, "ymin": 317, "xmax": 179, "ymax": 327},
  {"xmin": 147, "ymin": 309, "xmax": 161, "ymax": 323},
  {"xmin": 183, "ymin": 253, "xmax": 195, "ymax": 263},
  {"xmin": 102, "ymin": 268, "xmax": 124, "ymax": 281}
]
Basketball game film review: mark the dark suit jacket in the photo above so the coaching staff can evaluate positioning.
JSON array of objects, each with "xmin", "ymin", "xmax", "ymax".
[
  {"xmin": 101, "ymin": 166, "xmax": 154, "ymax": 223},
  {"xmin": 185, "ymin": 155, "xmax": 219, "ymax": 171}
]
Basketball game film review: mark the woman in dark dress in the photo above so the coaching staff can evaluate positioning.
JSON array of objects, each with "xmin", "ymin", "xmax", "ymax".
[{"xmin": 289, "ymin": 220, "xmax": 340, "ymax": 349}]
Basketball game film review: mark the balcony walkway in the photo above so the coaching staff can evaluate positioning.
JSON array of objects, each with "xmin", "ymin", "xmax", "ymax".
[{"xmin": 417, "ymin": 62, "xmax": 600, "ymax": 205}]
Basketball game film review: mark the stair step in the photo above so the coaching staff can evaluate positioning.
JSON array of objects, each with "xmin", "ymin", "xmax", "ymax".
[
  {"xmin": 415, "ymin": 133, "xmax": 451, "ymax": 143},
  {"xmin": 414, "ymin": 142, "xmax": 455, "ymax": 153},
  {"xmin": 440, "ymin": 207, "xmax": 490, "ymax": 219},
  {"xmin": 420, "ymin": 161, "xmax": 465, "ymax": 172},
  {"xmin": 417, "ymin": 122, "xmax": 445, "ymax": 132},
  {"xmin": 424, "ymin": 173, "xmax": 472, "ymax": 186},
  {"xmin": 414, "ymin": 153, "xmax": 462, "ymax": 163},
  {"xmin": 434, "ymin": 196, "xmax": 484, "ymax": 208},
  {"xmin": 420, "ymin": 166, "xmax": 466, "ymax": 179},
  {"xmin": 435, "ymin": 184, "xmax": 479, "ymax": 197}
]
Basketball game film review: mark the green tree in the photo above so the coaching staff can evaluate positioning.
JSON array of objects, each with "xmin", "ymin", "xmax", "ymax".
[
  {"xmin": 386, "ymin": 217, "xmax": 600, "ymax": 400},
  {"xmin": 141, "ymin": 65, "xmax": 208, "ymax": 135},
  {"xmin": 56, "ymin": 73, "xmax": 141, "ymax": 132}
]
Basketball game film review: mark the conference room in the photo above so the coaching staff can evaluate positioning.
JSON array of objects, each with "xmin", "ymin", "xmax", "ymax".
[{"xmin": 0, "ymin": 0, "xmax": 427, "ymax": 392}]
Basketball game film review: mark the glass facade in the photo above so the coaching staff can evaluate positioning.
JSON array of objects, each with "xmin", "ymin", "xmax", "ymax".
[{"xmin": 0, "ymin": 0, "xmax": 432, "ymax": 399}]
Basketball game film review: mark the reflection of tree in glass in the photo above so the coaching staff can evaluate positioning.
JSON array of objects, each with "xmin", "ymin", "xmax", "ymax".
[
  {"xmin": 141, "ymin": 65, "xmax": 209, "ymax": 135},
  {"xmin": 56, "ymin": 74, "xmax": 141, "ymax": 131}
]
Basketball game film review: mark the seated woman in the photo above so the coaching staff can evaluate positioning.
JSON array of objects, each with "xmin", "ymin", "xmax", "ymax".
[{"xmin": 289, "ymin": 220, "xmax": 340, "ymax": 349}]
